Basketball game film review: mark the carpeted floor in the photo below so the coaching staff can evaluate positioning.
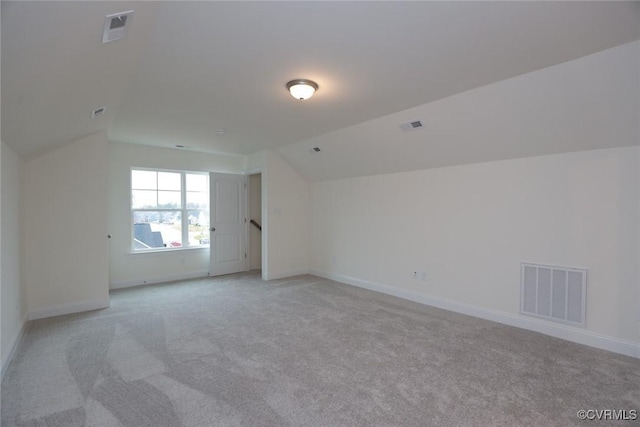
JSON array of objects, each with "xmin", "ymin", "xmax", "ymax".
[{"xmin": 2, "ymin": 272, "xmax": 639, "ymax": 426}]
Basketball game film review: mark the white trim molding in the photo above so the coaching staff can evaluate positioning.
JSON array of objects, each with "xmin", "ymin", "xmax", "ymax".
[
  {"xmin": 309, "ymin": 269, "xmax": 640, "ymax": 360},
  {"xmin": 1, "ymin": 315, "xmax": 28, "ymax": 380},
  {"xmin": 28, "ymin": 298, "xmax": 111, "ymax": 321},
  {"xmin": 110, "ymin": 270, "xmax": 209, "ymax": 290},
  {"xmin": 264, "ymin": 269, "xmax": 309, "ymax": 281}
]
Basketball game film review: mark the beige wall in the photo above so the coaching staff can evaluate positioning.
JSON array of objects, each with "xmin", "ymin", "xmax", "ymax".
[
  {"xmin": 260, "ymin": 151, "xmax": 310, "ymax": 279},
  {"xmin": 1, "ymin": 142, "xmax": 25, "ymax": 372},
  {"xmin": 23, "ymin": 132, "xmax": 110, "ymax": 318},
  {"xmin": 108, "ymin": 142, "xmax": 246, "ymax": 287},
  {"xmin": 108, "ymin": 144, "xmax": 310, "ymax": 286},
  {"xmin": 310, "ymin": 146, "xmax": 639, "ymax": 352}
]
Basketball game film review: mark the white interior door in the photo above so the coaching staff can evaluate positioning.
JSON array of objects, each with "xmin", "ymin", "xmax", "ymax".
[{"xmin": 209, "ymin": 172, "xmax": 246, "ymax": 276}]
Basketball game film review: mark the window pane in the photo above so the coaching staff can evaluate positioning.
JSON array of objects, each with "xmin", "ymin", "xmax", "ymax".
[
  {"xmin": 132, "ymin": 170, "xmax": 157, "ymax": 190},
  {"xmin": 158, "ymin": 172, "xmax": 181, "ymax": 191},
  {"xmin": 188, "ymin": 209, "xmax": 210, "ymax": 246},
  {"xmin": 158, "ymin": 190, "xmax": 181, "ymax": 208},
  {"xmin": 157, "ymin": 213, "xmax": 182, "ymax": 248},
  {"xmin": 186, "ymin": 191, "xmax": 208, "ymax": 208},
  {"xmin": 187, "ymin": 174, "xmax": 208, "ymax": 192},
  {"xmin": 159, "ymin": 211, "xmax": 180, "ymax": 225},
  {"xmin": 133, "ymin": 210, "xmax": 158, "ymax": 224},
  {"xmin": 133, "ymin": 211, "xmax": 164, "ymax": 249},
  {"xmin": 132, "ymin": 190, "xmax": 157, "ymax": 209},
  {"xmin": 133, "ymin": 210, "xmax": 182, "ymax": 250}
]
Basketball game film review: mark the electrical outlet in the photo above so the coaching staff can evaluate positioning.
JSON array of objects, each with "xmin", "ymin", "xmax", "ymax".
[
  {"xmin": 413, "ymin": 271, "xmax": 418, "ymax": 279},
  {"xmin": 420, "ymin": 271, "xmax": 427, "ymax": 281}
]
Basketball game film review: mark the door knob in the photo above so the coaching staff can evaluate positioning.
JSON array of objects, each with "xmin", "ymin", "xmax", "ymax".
[{"xmin": 210, "ymin": 227, "xmax": 215, "ymax": 232}]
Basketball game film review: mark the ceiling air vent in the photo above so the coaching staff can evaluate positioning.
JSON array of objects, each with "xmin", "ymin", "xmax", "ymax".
[
  {"xmin": 102, "ymin": 10, "xmax": 134, "ymax": 43},
  {"xmin": 400, "ymin": 120, "xmax": 424, "ymax": 133},
  {"xmin": 91, "ymin": 106, "xmax": 106, "ymax": 119}
]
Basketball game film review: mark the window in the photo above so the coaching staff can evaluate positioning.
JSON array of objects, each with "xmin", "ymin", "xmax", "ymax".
[{"xmin": 131, "ymin": 169, "xmax": 210, "ymax": 251}]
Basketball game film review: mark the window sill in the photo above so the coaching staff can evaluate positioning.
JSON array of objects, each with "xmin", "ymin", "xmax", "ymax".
[{"xmin": 128, "ymin": 246, "xmax": 210, "ymax": 255}]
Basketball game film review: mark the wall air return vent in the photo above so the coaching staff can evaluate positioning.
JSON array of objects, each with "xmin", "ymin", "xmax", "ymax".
[
  {"xmin": 521, "ymin": 263, "xmax": 587, "ymax": 327},
  {"xmin": 102, "ymin": 10, "xmax": 134, "ymax": 43},
  {"xmin": 400, "ymin": 120, "xmax": 424, "ymax": 132}
]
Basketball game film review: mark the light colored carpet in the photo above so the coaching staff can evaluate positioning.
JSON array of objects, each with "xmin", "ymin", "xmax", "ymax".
[{"xmin": 2, "ymin": 272, "xmax": 639, "ymax": 426}]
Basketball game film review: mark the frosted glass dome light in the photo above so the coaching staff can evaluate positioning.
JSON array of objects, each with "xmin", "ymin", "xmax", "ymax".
[{"xmin": 286, "ymin": 79, "xmax": 318, "ymax": 101}]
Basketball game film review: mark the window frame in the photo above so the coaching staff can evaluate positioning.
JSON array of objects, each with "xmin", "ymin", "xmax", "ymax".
[{"xmin": 130, "ymin": 167, "xmax": 210, "ymax": 252}]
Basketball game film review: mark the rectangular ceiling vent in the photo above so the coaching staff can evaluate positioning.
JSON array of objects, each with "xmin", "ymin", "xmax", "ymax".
[
  {"xmin": 521, "ymin": 263, "xmax": 587, "ymax": 327},
  {"xmin": 400, "ymin": 120, "xmax": 424, "ymax": 133},
  {"xmin": 102, "ymin": 10, "xmax": 134, "ymax": 43},
  {"xmin": 91, "ymin": 106, "xmax": 106, "ymax": 119}
]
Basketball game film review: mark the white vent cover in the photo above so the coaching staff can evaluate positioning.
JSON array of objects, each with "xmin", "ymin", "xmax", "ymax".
[
  {"xmin": 102, "ymin": 10, "xmax": 134, "ymax": 43},
  {"xmin": 400, "ymin": 120, "xmax": 424, "ymax": 132},
  {"xmin": 521, "ymin": 263, "xmax": 587, "ymax": 327},
  {"xmin": 91, "ymin": 106, "xmax": 106, "ymax": 118}
]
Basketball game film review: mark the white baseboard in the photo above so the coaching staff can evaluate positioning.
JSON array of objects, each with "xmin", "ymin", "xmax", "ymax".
[
  {"xmin": 1, "ymin": 315, "xmax": 28, "ymax": 380},
  {"xmin": 110, "ymin": 270, "xmax": 209, "ymax": 290},
  {"xmin": 264, "ymin": 269, "xmax": 309, "ymax": 281},
  {"xmin": 309, "ymin": 269, "xmax": 640, "ymax": 359},
  {"xmin": 28, "ymin": 298, "xmax": 111, "ymax": 321}
]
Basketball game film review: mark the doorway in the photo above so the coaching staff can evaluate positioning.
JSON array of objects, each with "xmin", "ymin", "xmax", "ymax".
[{"xmin": 248, "ymin": 173, "xmax": 262, "ymax": 271}]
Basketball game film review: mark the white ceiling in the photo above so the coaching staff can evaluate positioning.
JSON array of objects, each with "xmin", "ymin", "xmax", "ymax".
[{"xmin": 2, "ymin": 1, "xmax": 639, "ymax": 179}]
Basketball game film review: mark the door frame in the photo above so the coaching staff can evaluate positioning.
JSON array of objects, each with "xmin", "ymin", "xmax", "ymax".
[{"xmin": 245, "ymin": 167, "xmax": 266, "ymax": 279}]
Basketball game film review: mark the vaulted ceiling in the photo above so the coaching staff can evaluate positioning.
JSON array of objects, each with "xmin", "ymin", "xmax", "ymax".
[{"xmin": 2, "ymin": 1, "xmax": 639, "ymax": 180}]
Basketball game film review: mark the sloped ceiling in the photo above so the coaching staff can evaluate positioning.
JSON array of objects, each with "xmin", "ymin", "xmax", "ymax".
[
  {"xmin": 279, "ymin": 41, "xmax": 640, "ymax": 181},
  {"xmin": 2, "ymin": 1, "xmax": 639, "ymax": 179}
]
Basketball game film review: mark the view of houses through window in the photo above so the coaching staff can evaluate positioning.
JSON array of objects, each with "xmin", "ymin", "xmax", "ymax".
[{"xmin": 131, "ymin": 169, "xmax": 210, "ymax": 250}]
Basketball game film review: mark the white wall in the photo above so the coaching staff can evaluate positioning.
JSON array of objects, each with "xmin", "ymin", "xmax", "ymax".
[
  {"xmin": 23, "ymin": 132, "xmax": 110, "ymax": 319},
  {"xmin": 108, "ymin": 142, "xmax": 246, "ymax": 287},
  {"xmin": 259, "ymin": 151, "xmax": 309, "ymax": 279},
  {"xmin": 310, "ymin": 146, "xmax": 639, "ymax": 355},
  {"xmin": 637, "ymin": 147, "xmax": 640, "ymax": 353},
  {"xmin": 243, "ymin": 150, "xmax": 310, "ymax": 279},
  {"xmin": 1, "ymin": 142, "xmax": 25, "ymax": 373},
  {"xmin": 109, "ymin": 144, "xmax": 309, "ymax": 286},
  {"xmin": 1, "ymin": 138, "xmax": 3, "ymax": 375}
]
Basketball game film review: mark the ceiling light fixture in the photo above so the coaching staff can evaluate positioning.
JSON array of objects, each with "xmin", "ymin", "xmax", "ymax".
[{"xmin": 286, "ymin": 79, "xmax": 318, "ymax": 101}]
